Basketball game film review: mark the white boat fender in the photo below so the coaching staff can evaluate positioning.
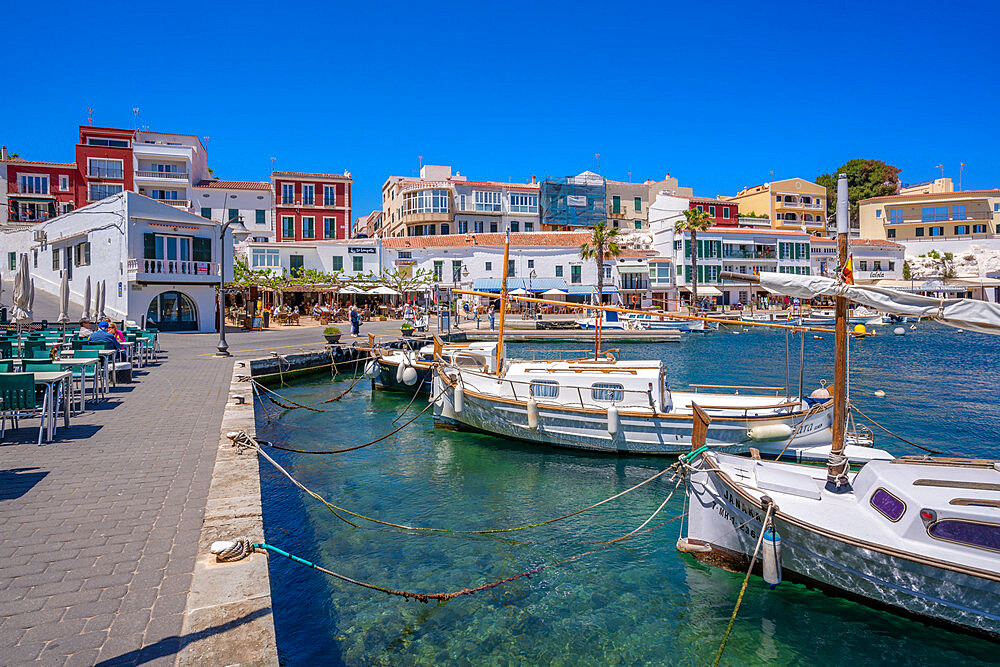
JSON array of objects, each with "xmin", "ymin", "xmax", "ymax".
[
  {"xmin": 526, "ymin": 398, "xmax": 539, "ymax": 430},
  {"xmin": 810, "ymin": 387, "xmax": 831, "ymax": 400},
  {"xmin": 747, "ymin": 423, "xmax": 793, "ymax": 442},
  {"xmin": 762, "ymin": 528, "xmax": 782, "ymax": 588},
  {"xmin": 874, "ymin": 389, "xmax": 886, "ymax": 397},
  {"xmin": 364, "ymin": 360, "xmax": 380, "ymax": 379},
  {"xmin": 893, "ymin": 327, "xmax": 905, "ymax": 336},
  {"xmin": 429, "ymin": 376, "xmax": 438, "ymax": 402},
  {"xmin": 607, "ymin": 405, "xmax": 620, "ymax": 436},
  {"xmin": 395, "ymin": 359, "xmax": 405, "ymax": 383},
  {"xmin": 402, "ymin": 366, "xmax": 418, "ymax": 386},
  {"xmin": 676, "ymin": 537, "xmax": 712, "ymax": 554},
  {"xmin": 454, "ymin": 384, "xmax": 464, "ymax": 413}
]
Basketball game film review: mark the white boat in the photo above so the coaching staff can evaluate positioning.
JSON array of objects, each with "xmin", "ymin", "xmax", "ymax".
[
  {"xmin": 575, "ymin": 310, "xmax": 646, "ymax": 330},
  {"xmin": 370, "ymin": 341, "xmax": 497, "ymax": 394},
  {"xmin": 621, "ymin": 312, "xmax": 715, "ymax": 332},
  {"xmin": 740, "ymin": 312, "xmax": 794, "ymax": 323},
  {"xmin": 432, "ymin": 345, "xmax": 840, "ymax": 458},
  {"xmin": 849, "ymin": 306, "xmax": 883, "ymax": 326},
  {"xmin": 681, "ymin": 245, "xmax": 1000, "ymax": 638}
]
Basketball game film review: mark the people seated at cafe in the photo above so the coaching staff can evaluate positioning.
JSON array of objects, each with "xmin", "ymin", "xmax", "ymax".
[{"xmin": 89, "ymin": 321, "xmax": 124, "ymax": 357}]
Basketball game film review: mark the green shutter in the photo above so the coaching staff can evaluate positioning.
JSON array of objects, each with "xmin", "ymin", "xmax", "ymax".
[
  {"xmin": 143, "ymin": 233, "xmax": 156, "ymax": 260},
  {"xmin": 256, "ymin": 209, "xmax": 266, "ymax": 224},
  {"xmin": 684, "ymin": 265, "xmax": 691, "ymax": 282},
  {"xmin": 715, "ymin": 241, "xmax": 721, "ymax": 258},
  {"xmin": 805, "ymin": 244, "xmax": 811, "ymax": 259},
  {"xmin": 697, "ymin": 264, "xmax": 703, "ymax": 283},
  {"xmin": 201, "ymin": 207, "xmax": 212, "ymax": 219},
  {"xmin": 684, "ymin": 240, "xmax": 691, "ymax": 258},
  {"xmin": 192, "ymin": 237, "xmax": 212, "ymax": 262},
  {"xmin": 332, "ymin": 256, "xmax": 343, "ymax": 271}
]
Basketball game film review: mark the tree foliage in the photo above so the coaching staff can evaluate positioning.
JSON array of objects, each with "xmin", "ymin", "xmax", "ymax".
[
  {"xmin": 816, "ymin": 159, "xmax": 900, "ymax": 227},
  {"xmin": 229, "ymin": 256, "xmax": 433, "ymax": 293},
  {"xmin": 579, "ymin": 221, "xmax": 622, "ymax": 305}
]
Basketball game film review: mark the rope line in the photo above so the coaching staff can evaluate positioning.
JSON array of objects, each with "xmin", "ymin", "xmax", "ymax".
[
  {"xmin": 712, "ymin": 502, "xmax": 775, "ymax": 667},
  {"xmin": 849, "ymin": 403, "xmax": 944, "ymax": 455},
  {"xmin": 248, "ymin": 481, "xmax": 685, "ymax": 604},
  {"xmin": 391, "ymin": 373, "xmax": 428, "ymax": 425},
  {"xmin": 231, "ymin": 430, "xmax": 680, "ymax": 535},
  {"xmin": 774, "ymin": 403, "xmax": 821, "ymax": 462}
]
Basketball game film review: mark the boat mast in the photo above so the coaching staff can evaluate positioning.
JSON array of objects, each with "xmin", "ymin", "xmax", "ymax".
[
  {"xmin": 827, "ymin": 173, "xmax": 851, "ymax": 493},
  {"xmin": 496, "ymin": 230, "xmax": 511, "ymax": 376}
]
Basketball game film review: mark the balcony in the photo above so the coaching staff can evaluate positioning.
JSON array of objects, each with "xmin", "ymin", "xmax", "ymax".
[
  {"xmin": 151, "ymin": 199, "xmax": 190, "ymax": 208},
  {"xmin": 778, "ymin": 200, "xmax": 800, "ymax": 208},
  {"xmin": 136, "ymin": 170, "xmax": 189, "ymax": 180},
  {"xmin": 886, "ymin": 214, "xmax": 993, "ymax": 225},
  {"xmin": 127, "ymin": 258, "xmax": 220, "ymax": 282},
  {"xmin": 87, "ymin": 167, "xmax": 125, "ymax": 179},
  {"xmin": 10, "ymin": 185, "xmax": 55, "ymax": 197}
]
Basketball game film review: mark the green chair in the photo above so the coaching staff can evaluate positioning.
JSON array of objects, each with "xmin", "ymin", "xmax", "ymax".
[
  {"xmin": 0, "ymin": 372, "xmax": 49, "ymax": 445},
  {"xmin": 0, "ymin": 361, "xmax": 12, "ymax": 372},
  {"xmin": 70, "ymin": 349, "xmax": 103, "ymax": 402},
  {"xmin": 0, "ymin": 341, "xmax": 12, "ymax": 359},
  {"xmin": 22, "ymin": 361, "xmax": 58, "ymax": 373}
]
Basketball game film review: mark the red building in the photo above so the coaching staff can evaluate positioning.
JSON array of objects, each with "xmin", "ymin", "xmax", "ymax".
[
  {"xmin": 272, "ymin": 171, "xmax": 352, "ymax": 242},
  {"xmin": 689, "ymin": 197, "xmax": 737, "ymax": 226},
  {"xmin": 4, "ymin": 149, "xmax": 77, "ymax": 224},
  {"xmin": 75, "ymin": 126, "xmax": 134, "ymax": 207}
]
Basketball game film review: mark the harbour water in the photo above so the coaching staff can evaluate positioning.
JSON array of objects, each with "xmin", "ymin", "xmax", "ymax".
[{"xmin": 256, "ymin": 323, "xmax": 1000, "ymax": 665}]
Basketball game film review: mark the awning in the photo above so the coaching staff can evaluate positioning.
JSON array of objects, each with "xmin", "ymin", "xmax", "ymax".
[
  {"xmin": 680, "ymin": 285, "xmax": 723, "ymax": 297},
  {"xmin": 472, "ymin": 278, "xmax": 568, "ymax": 293}
]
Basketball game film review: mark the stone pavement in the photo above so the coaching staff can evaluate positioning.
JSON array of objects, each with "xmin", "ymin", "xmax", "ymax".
[{"xmin": 0, "ymin": 326, "xmax": 339, "ymax": 666}]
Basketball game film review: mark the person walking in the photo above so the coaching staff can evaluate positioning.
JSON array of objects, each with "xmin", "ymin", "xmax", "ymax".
[
  {"xmin": 349, "ymin": 306, "xmax": 361, "ymax": 337},
  {"xmin": 488, "ymin": 304, "xmax": 496, "ymax": 331}
]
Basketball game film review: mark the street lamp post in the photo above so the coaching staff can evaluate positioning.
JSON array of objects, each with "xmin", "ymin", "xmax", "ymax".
[{"xmin": 216, "ymin": 214, "xmax": 251, "ymax": 357}]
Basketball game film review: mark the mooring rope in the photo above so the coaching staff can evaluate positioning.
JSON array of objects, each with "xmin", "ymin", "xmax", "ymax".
[
  {"xmin": 223, "ymin": 480, "xmax": 685, "ymax": 604},
  {"xmin": 773, "ymin": 403, "xmax": 822, "ymax": 462},
  {"xmin": 230, "ymin": 430, "xmax": 682, "ymax": 535},
  {"xmin": 848, "ymin": 403, "xmax": 944, "ymax": 455},
  {"xmin": 712, "ymin": 502, "xmax": 775, "ymax": 667},
  {"xmin": 391, "ymin": 375, "xmax": 428, "ymax": 425}
]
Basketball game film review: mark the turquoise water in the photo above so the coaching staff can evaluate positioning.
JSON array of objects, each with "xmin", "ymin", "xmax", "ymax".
[{"xmin": 256, "ymin": 324, "xmax": 1000, "ymax": 665}]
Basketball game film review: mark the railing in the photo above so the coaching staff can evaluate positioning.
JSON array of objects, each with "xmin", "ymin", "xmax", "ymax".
[
  {"xmin": 802, "ymin": 202, "xmax": 823, "ymax": 209},
  {"xmin": 136, "ymin": 170, "xmax": 188, "ymax": 180},
  {"xmin": 8, "ymin": 212, "xmax": 54, "ymax": 222},
  {"xmin": 779, "ymin": 200, "xmax": 800, "ymax": 208},
  {"xmin": 129, "ymin": 258, "xmax": 219, "ymax": 277},
  {"xmin": 722, "ymin": 251, "xmax": 777, "ymax": 259},
  {"xmin": 87, "ymin": 168, "xmax": 124, "ymax": 179},
  {"xmin": 903, "ymin": 233, "xmax": 995, "ymax": 242},
  {"xmin": 11, "ymin": 184, "xmax": 55, "ymax": 195},
  {"xmin": 152, "ymin": 199, "xmax": 190, "ymax": 208}
]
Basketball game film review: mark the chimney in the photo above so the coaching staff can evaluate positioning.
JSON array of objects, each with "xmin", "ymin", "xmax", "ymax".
[
  {"xmin": 531, "ymin": 175, "xmax": 537, "ymax": 184},
  {"xmin": 1, "ymin": 145, "xmax": 6, "ymax": 160}
]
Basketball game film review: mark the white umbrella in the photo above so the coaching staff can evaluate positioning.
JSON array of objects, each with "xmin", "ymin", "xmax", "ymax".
[
  {"xmin": 366, "ymin": 286, "xmax": 401, "ymax": 296},
  {"xmin": 509, "ymin": 287, "xmax": 530, "ymax": 296},
  {"xmin": 58, "ymin": 271, "xmax": 70, "ymax": 323},
  {"xmin": 28, "ymin": 278, "xmax": 35, "ymax": 312},
  {"xmin": 341, "ymin": 286, "xmax": 365, "ymax": 294},
  {"xmin": 11, "ymin": 254, "xmax": 32, "ymax": 325},
  {"xmin": 83, "ymin": 276, "xmax": 92, "ymax": 320},
  {"xmin": 541, "ymin": 288, "xmax": 568, "ymax": 299},
  {"xmin": 97, "ymin": 280, "xmax": 106, "ymax": 320}
]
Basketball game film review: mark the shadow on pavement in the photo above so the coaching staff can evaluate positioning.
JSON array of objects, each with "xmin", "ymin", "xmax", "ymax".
[{"xmin": 0, "ymin": 467, "xmax": 48, "ymax": 500}]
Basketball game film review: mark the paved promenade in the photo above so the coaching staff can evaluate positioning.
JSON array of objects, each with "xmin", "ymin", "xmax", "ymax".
[{"xmin": 0, "ymin": 325, "xmax": 353, "ymax": 666}]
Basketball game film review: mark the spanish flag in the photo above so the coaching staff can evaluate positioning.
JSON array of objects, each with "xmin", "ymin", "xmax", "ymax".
[{"xmin": 842, "ymin": 255, "xmax": 855, "ymax": 285}]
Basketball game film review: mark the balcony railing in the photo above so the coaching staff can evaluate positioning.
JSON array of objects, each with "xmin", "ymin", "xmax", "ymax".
[
  {"xmin": 887, "ymin": 214, "xmax": 994, "ymax": 225},
  {"xmin": 11, "ymin": 185, "xmax": 55, "ymax": 196},
  {"xmin": 128, "ymin": 258, "xmax": 219, "ymax": 277},
  {"xmin": 778, "ymin": 200, "xmax": 800, "ymax": 208},
  {"xmin": 152, "ymin": 199, "xmax": 190, "ymax": 208},
  {"xmin": 87, "ymin": 168, "xmax": 124, "ymax": 179},
  {"xmin": 136, "ymin": 170, "xmax": 188, "ymax": 180},
  {"xmin": 722, "ymin": 250, "xmax": 778, "ymax": 260}
]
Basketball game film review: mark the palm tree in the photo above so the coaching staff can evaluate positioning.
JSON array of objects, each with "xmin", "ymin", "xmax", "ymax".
[
  {"xmin": 579, "ymin": 221, "xmax": 622, "ymax": 308},
  {"xmin": 675, "ymin": 208, "xmax": 714, "ymax": 309}
]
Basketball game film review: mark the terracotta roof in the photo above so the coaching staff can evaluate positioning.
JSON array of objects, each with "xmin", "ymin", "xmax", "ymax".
[
  {"xmin": 381, "ymin": 231, "xmax": 593, "ymax": 249},
  {"xmin": 861, "ymin": 189, "xmax": 1000, "ymax": 202},
  {"xmin": 4, "ymin": 158, "xmax": 76, "ymax": 168},
  {"xmin": 272, "ymin": 171, "xmax": 352, "ymax": 181},
  {"xmin": 690, "ymin": 196, "xmax": 732, "ymax": 204},
  {"xmin": 195, "ymin": 180, "xmax": 271, "ymax": 191}
]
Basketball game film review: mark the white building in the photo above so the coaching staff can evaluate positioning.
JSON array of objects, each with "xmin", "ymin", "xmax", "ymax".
[
  {"xmin": 649, "ymin": 192, "xmax": 814, "ymax": 306},
  {"xmin": 2, "ymin": 192, "xmax": 236, "ymax": 332},
  {"xmin": 193, "ymin": 180, "xmax": 274, "ymax": 242},
  {"xmin": 244, "ymin": 231, "xmax": 623, "ymax": 306},
  {"xmin": 810, "ymin": 238, "xmax": 905, "ymax": 282},
  {"xmin": 131, "ymin": 130, "xmax": 210, "ymax": 209}
]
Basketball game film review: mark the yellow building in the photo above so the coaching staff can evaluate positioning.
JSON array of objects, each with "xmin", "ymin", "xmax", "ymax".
[
  {"xmin": 858, "ymin": 188, "xmax": 1000, "ymax": 242},
  {"xmin": 723, "ymin": 178, "xmax": 827, "ymax": 233}
]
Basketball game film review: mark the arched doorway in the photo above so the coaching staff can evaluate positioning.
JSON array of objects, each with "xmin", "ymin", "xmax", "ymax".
[{"xmin": 147, "ymin": 291, "xmax": 198, "ymax": 331}]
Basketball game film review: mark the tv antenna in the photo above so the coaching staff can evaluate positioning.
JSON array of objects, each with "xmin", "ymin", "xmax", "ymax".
[{"xmin": 87, "ymin": 107, "xmax": 95, "ymax": 125}]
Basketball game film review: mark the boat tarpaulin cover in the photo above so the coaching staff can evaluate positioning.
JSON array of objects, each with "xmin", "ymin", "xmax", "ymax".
[{"xmin": 758, "ymin": 272, "xmax": 1000, "ymax": 335}]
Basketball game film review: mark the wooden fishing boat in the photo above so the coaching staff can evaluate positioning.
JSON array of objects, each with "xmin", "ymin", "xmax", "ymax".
[
  {"xmin": 680, "ymin": 175, "xmax": 1000, "ymax": 638},
  {"xmin": 368, "ymin": 341, "xmax": 497, "ymax": 395}
]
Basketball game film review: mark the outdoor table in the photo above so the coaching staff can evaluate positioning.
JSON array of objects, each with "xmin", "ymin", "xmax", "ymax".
[
  {"xmin": 52, "ymin": 358, "xmax": 101, "ymax": 411},
  {"xmin": 120, "ymin": 341, "xmax": 138, "ymax": 368},
  {"xmin": 31, "ymin": 370, "xmax": 72, "ymax": 442}
]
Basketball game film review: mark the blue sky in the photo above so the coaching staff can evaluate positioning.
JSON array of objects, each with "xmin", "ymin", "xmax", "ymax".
[{"xmin": 3, "ymin": 1, "xmax": 998, "ymax": 216}]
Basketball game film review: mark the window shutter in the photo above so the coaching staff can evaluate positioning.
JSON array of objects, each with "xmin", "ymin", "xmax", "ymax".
[
  {"xmin": 715, "ymin": 241, "xmax": 721, "ymax": 258},
  {"xmin": 684, "ymin": 240, "xmax": 690, "ymax": 258},
  {"xmin": 143, "ymin": 233, "xmax": 156, "ymax": 259},
  {"xmin": 805, "ymin": 244, "xmax": 811, "ymax": 259},
  {"xmin": 192, "ymin": 237, "xmax": 212, "ymax": 262}
]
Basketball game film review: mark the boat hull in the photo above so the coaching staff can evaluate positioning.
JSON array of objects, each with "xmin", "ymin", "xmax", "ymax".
[
  {"xmin": 685, "ymin": 460, "xmax": 1000, "ymax": 639},
  {"xmin": 433, "ymin": 375, "xmax": 833, "ymax": 456},
  {"xmin": 375, "ymin": 358, "xmax": 432, "ymax": 394}
]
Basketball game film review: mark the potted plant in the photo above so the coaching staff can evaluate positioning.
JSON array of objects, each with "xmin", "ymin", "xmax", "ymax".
[
  {"xmin": 400, "ymin": 322, "xmax": 414, "ymax": 337},
  {"xmin": 323, "ymin": 326, "xmax": 342, "ymax": 344}
]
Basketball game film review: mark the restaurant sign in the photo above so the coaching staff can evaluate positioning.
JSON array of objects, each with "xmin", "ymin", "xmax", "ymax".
[{"xmin": 348, "ymin": 247, "xmax": 376, "ymax": 254}]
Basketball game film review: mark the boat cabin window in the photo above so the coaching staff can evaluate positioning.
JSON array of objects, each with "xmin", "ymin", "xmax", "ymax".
[
  {"xmin": 591, "ymin": 383, "xmax": 624, "ymax": 402},
  {"xmin": 927, "ymin": 519, "xmax": 1000, "ymax": 553},
  {"xmin": 530, "ymin": 380, "xmax": 559, "ymax": 398},
  {"xmin": 870, "ymin": 488, "xmax": 906, "ymax": 522}
]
